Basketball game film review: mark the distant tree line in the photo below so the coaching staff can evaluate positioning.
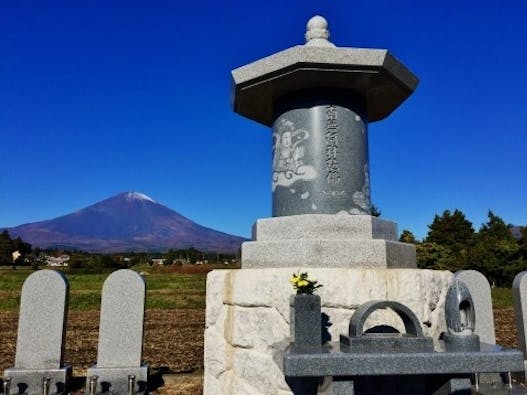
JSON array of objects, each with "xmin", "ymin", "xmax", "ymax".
[
  {"xmin": 3, "ymin": 209, "xmax": 525, "ymax": 285},
  {"xmin": 0, "ymin": 230, "xmax": 32, "ymax": 267},
  {"xmin": 400, "ymin": 210, "xmax": 527, "ymax": 286},
  {"xmin": 0, "ymin": 231, "xmax": 238, "ymax": 270}
]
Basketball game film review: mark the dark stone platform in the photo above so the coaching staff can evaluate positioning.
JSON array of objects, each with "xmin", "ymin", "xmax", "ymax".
[{"xmin": 283, "ymin": 342, "xmax": 524, "ymax": 377}]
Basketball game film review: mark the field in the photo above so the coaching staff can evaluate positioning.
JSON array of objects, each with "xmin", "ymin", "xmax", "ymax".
[
  {"xmin": 0, "ymin": 265, "xmax": 212, "ymax": 394},
  {"xmin": 0, "ymin": 267, "xmax": 520, "ymax": 394}
]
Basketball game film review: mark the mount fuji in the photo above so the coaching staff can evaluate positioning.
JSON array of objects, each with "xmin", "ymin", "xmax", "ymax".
[{"xmin": 4, "ymin": 192, "xmax": 246, "ymax": 253}]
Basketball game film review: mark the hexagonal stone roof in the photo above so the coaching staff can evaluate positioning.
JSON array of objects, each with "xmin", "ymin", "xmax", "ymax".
[{"xmin": 231, "ymin": 17, "xmax": 419, "ymax": 126}]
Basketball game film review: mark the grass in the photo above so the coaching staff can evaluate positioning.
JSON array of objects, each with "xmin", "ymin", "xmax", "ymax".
[
  {"xmin": 0, "ymin": 265, "xmax": 211, "ymax": 311},
  {"xmin": 491, "ymin": 287, "xmax": 513, "ymax": 309},
  {"xmin": 0, "ymin": 266, "xmax": 516, "ymax": 311}
]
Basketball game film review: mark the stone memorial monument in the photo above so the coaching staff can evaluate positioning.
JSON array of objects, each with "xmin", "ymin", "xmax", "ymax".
[
  {"xmin": 4, "ymin": 270, "xmax": 71, "ymax": 395},
  {"xmin": 86, "ymin": 269, "xmax": 148, "ymax": 394},
  {"xmin": 204, "ymin": 16, "xmax": 455, "ymax": 394}
]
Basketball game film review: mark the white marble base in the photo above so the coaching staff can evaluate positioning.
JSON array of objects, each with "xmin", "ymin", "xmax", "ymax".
[{"xmin": 204, "ymin": 268, "xmax": 454, "ymax": 395}]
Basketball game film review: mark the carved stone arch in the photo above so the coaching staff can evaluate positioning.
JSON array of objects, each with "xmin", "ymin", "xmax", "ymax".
[{"xmin": 349, "ymin": 300, "xmax": 423, "ymax": 337}]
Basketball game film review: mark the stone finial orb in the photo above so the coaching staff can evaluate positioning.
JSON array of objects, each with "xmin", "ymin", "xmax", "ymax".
[{"xmin": 305, "ymin": 15, "xmax": 335, "ymax": 47}]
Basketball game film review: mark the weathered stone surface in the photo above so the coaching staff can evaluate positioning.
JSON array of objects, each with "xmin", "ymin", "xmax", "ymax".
[
  {"xmin": 455, "ymin": 270, "xmax": 496, "ymax": 344},
  {"xmin": 233, "ymin": 349, "xmax": 291, "ymax": 393},
  {"xmin": 220, "ymin": 305, "xmax": 290, "ymax": 350},
  {"xmin": 204, "ymin": 326, "xmax": 231, "ymax": 379},
  {"xmin": 205, "ymin": 270, "xmax": 229, "ymax": 327},
  {"xmin": 204, "ymin": 268, "xmax": 453, "ymax": 394},
  {"xmin": 3, "ymin": 269, "xmax": 70, "ymax": 394}
]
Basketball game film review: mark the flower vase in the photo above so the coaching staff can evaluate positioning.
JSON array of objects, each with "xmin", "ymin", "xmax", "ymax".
[{"xmin": 291, "ymin": 293, "xmax": 322, "ymax": 351}]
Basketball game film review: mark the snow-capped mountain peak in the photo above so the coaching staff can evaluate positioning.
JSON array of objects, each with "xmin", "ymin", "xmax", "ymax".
[
  {"xmin": 125, "ymin": 192, "xmax": 155, "ymax": 203},
  {"xmin": 4, "ymin": 192, "xmax": 245, "ymax": 252}
]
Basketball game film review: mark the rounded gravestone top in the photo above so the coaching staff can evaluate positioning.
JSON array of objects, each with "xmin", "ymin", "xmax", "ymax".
[{"xmin": 305, "ymin": 15, "xmax": 335, "ymax": 47}]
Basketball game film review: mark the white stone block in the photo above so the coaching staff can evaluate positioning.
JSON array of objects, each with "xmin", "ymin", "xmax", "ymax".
[{"xmin": 204, "ymin": 268, "xmax": 454, "ymax": 394}]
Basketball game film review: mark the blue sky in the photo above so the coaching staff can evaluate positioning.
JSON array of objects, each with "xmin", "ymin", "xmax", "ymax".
[{"xmin": 1, "ymin": 1, "xmax": 526, "ymax": 240}]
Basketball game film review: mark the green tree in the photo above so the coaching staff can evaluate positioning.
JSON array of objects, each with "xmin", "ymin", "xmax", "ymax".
[
  {"xmin": 68, "ymin": 258, "xmax": 84, "ymax": 269},
  {"xmin": 425, "ymin": 209, "xmax": 474, "ymax": 270},
  {"xmin": 0, "ymin": 230, "xmax": 14, "ymax": 265},
  {"xmin": 399, "ymin": 229, "xmax": 417, "ymax": 244},
  {"xmin": 426, "ymin": 209, "xmax": 475, "ymax": 252},
  {"xmin": 479, "ymin": 211, "xmax": 515, "ymax": 241},
  {"xmin": 96, "ymin": 254, "xmax": 122, "ymax": 269},
  {"xmin": 517, "ymin": 227, "xmax": 527, "ymax": 260},
  {"xmin": 164, "ymin": 249, "xmax": 178, "ymax": 265},
  {"xmin": 416, "ymin": 242, "xmax": 458, "ymax": 271},
  {"xmin": 470, "ymin": 211, "xmax": 519, "ymax": 285}
]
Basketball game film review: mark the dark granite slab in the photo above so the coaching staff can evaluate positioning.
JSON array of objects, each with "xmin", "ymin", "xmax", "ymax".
[{"xmin": 283, "ymin": 342, "xmax": 524, "ymax": 377}]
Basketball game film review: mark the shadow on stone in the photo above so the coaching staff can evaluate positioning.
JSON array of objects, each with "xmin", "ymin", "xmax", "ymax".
[
  {"xmin": 55, "ymin": 381, "xmax": 66, "ymax": 394},
  {"xmin": 17, "ymin": 382, "xmax": 28, "ymax": 394},
  {"xmin": 100, "ymin": 381, "xmax": 112, "ymax": 393},
  {"xmin": 321, "ymin": 312, "xmax": 332, "ymax": 343},
  {"xmin": 365, "ymin": 325, "xmax": 399, "ymax": 334},
  {"xmin": 138, "ymin": 380, "xmax": 148, "ymax": 393},
  {"xmin": 286, "ymin": 376, "xmax": 319, "ymax": 395}
]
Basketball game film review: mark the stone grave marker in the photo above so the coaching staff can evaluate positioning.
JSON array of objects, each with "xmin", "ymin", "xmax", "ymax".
[
  {"xmin": 455, "ymin": 270, "xmax": 501, "ymax": 384},
  {"xmin": 455, "ymin": 270, "xmax": 496, "ymax": 345},
  {"xmin": 86, "ymin": 269, "xmax": 148, "ymax": 394},
  {"xmin": 513, "ymin": 271, "xmax": 527, "ymax": 371},
  {"xmin": 3, "ymin": 270, "xmax": 71, "ymax": 394}
]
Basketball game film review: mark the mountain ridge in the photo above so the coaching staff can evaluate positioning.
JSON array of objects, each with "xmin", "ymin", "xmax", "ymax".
[{"xmin": 4, "ymin": 192, "xmax": 246, "ymax": 253}]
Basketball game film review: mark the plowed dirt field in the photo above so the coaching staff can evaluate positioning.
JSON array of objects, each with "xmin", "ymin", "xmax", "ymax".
[{"xmin": 0, "ymin": 308, "xmax": 519, "ymax": 394}]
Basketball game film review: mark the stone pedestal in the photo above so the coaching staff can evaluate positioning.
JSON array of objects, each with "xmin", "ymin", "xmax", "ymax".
[
  {"xmin": 291, "ymin": 294, "xmax": 322, "ymax": 352},
  {"xmin": 3, "ymin": 366, "xmax": 71, "ymax": 395},
  {"xmin": 242, "ymin": 214, "xmax": 416, "ymax": 269},
  {"xmin": 85, "ymin": 366, "xmax": 148, "ymax": 394},
  {"xmin": 204, "ymin": 268, "xmax": 453, "ymax": 394}
]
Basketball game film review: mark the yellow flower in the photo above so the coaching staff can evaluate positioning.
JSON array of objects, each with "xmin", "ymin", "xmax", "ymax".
[
  {"xmin": 297, "ymin": 280, "xmax": 309, "ymax": 287},
  {"xmin": 290, "ymin": 276, "xmax": 299, "ymax": 284}
]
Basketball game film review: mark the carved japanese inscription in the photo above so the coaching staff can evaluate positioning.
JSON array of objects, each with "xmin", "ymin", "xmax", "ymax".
[{"xmin": 325, "ymin": 105, "xmax": 340, "ymax": 184}]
